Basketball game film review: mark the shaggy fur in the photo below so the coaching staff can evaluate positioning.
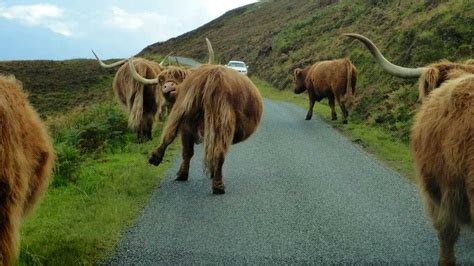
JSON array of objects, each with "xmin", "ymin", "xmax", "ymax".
[
  {"xmin": 148, "ymin": 64, "xmax": 263, "ymax": 194},
  {"xmin": 112, "ymin": 58, "xmax": 165, "ymax": 142},
  {"xmin": 418, "ymin": 61, "xmax": 474, "ymax": 99},
  {"xmin": 293, "ymin": 58, "xmax": 357, "ymax": 123},
  {"xmin": 412, "ymin": 68, "xmax": 474, "ymax": 265},
  {"xmin": 0, "ymin": 75, "xmax": 54, "ymax": 265}
]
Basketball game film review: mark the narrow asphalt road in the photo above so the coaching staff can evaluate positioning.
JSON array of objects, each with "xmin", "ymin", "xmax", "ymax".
[
  {"xmin": 108, "ymin": 99, "xmax": 473, "ymax": 264},
  {"xmin": 168, "ymin": 56, "xmax": 202, "ymax": 68}
]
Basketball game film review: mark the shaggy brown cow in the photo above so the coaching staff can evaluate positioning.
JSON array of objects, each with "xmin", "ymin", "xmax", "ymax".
[
  {"xmin": 92, "ymin": 51, "xmax": 171, "ymax": 142},
  {"xmin": 129, "ymin": 39, "xmax": 263, "ymax": 194},
  {"xmin": 0, "ymin": 75, "xmax": 55, "ymax": 265},
  {"xmin": 345, "ymin": 33, "xmax": 474, "ymax": 265},
  {"xmin": 293, "ymin": 58, "xmax": 357, "ymax": 123}
]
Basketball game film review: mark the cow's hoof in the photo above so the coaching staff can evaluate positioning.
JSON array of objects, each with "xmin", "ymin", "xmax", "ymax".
[
  {"xmin": 148, "ymin": 153, "xmax": 163, "ymax": 166},
  {"xmin": 305, "ymin": 116, "xmax": 312, "ymax": 121},
  {"xmin": 331, "ymin": 116, "xmax": 337, "ymax": 121},
  {"xmin": 212, "ymin": 187, "xmax": 226, "ymax": 195},
  {"xmin": 176, "ymin": 174, "xmax": 189, "ymax": 181},
  {"xmin": 439, "ymin": 259, "xmax": 455, "ymax": 266}
]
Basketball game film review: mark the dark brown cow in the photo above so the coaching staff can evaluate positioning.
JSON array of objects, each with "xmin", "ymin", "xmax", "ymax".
[
  {"xmin": 92, "ymin": 51, "xmax": 170, "ymax": 142},
  {"xmin": 345, "ymin": 33, "xmax": 474, "ymax": 265},
  {"xmin": 129, "ymin": 39, "xmax": 263, "ymax": 194},
  {"xmin": 293, "ymin": 58, "xmax": 357, "ymax": 123},
  {"xmin": 0, "ymin": 75, "xmax": 55, "ymax": 265}
]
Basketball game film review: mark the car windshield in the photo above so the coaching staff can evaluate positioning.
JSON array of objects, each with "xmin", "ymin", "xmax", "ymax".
[{"xmin": 228, "ymin": 62, "xmax": 245, "ymax": 67}]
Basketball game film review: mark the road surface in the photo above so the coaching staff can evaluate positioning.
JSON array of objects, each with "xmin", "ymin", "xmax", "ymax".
[
  {"xmin": 168, "ymin": 56, "xmax": 202, "ymax": 68},
  {"xmin": 107, "ymin": 99, "xmax": 474, "ymax": 264}
]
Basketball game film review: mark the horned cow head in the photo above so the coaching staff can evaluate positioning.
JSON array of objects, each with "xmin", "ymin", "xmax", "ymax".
[
  {"xmin": 343, "ymin": 33, "xmax": 474, "ymax": 99},
  {"xmin": 128, "ymin": 38, "xmax": 215, "ymax": 103},
  {"xmin": 158, "ymin": 67, "xmax": 189, "ymax": 103},
  {"xmin": 293, "ymin": 68, "xmax": 307, "ymax": 94}
]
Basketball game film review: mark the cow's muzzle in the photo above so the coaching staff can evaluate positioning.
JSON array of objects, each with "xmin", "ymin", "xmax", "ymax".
[{"xmin": 162, "ymin": 81, "xmax": 177, "ymax": 102}]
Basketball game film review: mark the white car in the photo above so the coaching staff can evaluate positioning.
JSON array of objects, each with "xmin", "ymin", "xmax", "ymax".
[{"xmin": 226, "ymin": 61, "xmax": 249, "ymax": 75}]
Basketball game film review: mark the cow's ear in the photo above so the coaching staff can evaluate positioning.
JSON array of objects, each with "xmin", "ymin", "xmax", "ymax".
[{"xmin": 294, "ymin": 68, "xmax": 302, "ymax": 78}]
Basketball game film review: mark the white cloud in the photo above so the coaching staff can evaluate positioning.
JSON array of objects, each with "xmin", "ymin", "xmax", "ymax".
[
  {"xmin": 105, "ymin": 6, "xmax": 147, "ymax": 30},
  {"xmin": 103, "ymin": 6, "xmax": 182, "ymax": 40},
  {"xmin": 0, "ymin": 3, "xmax": 73, "ymax": 36}
]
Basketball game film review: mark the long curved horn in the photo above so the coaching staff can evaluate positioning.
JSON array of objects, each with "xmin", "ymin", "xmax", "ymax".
[
  {"xmin": 159, "ymin": 51, "xmax": 173, "ymax": 66},
  {"xmin": 343, "ymin": 33, "xmax": 426, "ymax": 78},
  {"xmin": 128, "ymin": 57, "xmax": 159, "ymax": 85},
  {"xmin": 91, "ymin": 50, "xmax": 127, "ymax": 69},
  {"xmin": 175, "ymin": 58, "xmax": 183, "ymax": 67},
  {"xmin": 206, "ymin": 38, "xmax": 215, "ymax": 64}
]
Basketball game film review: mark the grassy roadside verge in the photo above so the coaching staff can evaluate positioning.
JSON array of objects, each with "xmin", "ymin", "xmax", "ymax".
[
  {"xmin": 19, "ymin": 102, "xmax": 177, "ymax": 265},
  {"xmin": 253, "ymin": 78, "xmax": 415, "ymax": 180}
]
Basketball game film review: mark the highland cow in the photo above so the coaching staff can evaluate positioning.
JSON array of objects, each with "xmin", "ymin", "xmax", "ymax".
[
  {"xmin": 92, "ymin": 51, "xmax": 171, "ymax": 142},
  {"xmin": 0, "ymin": 75, "xmax": 55, "ymax": 265},
  {"xmin": 130, "ymin": 65, "xmax": 190, "ymax": 112},
  {"xmin": 293, "ymin": 58, "xmax": 357, "ymax": 123},
  {"xmin": 129, "ymin": 39, "xmax": 263, "ymax": 194},
  {"xmin": 345, "ymin": 33, "xmax": 474, "ymax": 265}
]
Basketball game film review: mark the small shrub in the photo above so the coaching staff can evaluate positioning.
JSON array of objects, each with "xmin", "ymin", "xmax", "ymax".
[
  {"xmin": 48, "ymin": 102, "xmax": 131, "ymax": 187},
  {"xmin": 52, "ymin": 143, "xmax": 82, "ymax": 187}
]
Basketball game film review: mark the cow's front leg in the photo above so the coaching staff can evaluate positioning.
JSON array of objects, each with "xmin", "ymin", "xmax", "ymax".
[
  {"xmin": 329, "ymin": 97, "xmax": 337, "ymax": 120},
  {"xmin": 176, "ymin": 131, "xmax": 194, "ymax": 181},
  {"xmin": 211, "ymin": 154, "xmax": 226, "ymax": 195},
  {"xmin": 149, "ymin": 112, "xmax": 181, "ymax": 166},
  {"xmin": 306, "ymin": 98, "xmax": 315, "ymax": 120}
]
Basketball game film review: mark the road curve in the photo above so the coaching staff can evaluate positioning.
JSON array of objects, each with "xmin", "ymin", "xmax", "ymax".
[{"xmin": 107, "ymin": 99, "xmax": 474, "ymax": 264}]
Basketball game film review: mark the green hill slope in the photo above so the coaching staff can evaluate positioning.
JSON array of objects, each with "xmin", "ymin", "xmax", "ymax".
[{"xmin": 141, "ymin": 0, "xmax": 473, "ymax": 142}]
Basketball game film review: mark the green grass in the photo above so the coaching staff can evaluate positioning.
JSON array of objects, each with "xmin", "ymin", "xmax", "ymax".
[
  {"xmin": 18, "ymin": 102, "xmax": 178, "ymax": 265},
  {"xmin": 253, "ymin": 77, "xmax": 415, "ymax": 180}
]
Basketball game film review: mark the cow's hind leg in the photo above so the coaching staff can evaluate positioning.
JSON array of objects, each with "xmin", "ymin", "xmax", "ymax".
[
  {"xmin": 211, "ymin": 154, "xmax": 226, "ymax": 195},
  {"xmin": 338, "ymin": 101, "xmax": 349, "ymax": 124},
  {"xmin": 136, "ymin": 117, "xmax": 152, "ymax": 143},
  {"xmin": 328, "ymin": 96, "xmax": 337, "ymax": 121},
  {"xmin": 136, "ymin": 127, "xmax": 146, "ymax": 143},
  {"xmin": 0, "ymin": 190, "xmax": 21, "ymax": 266},
  {"xmin": 144, "ymin": 114, "xmax": 154, "ymax": 141},
  {"xmin": 176, "ymin": 130, "xmax": 194, "ymax": 181},
  {"xmin": 435, "ymin": 190, "xmax": 461, "ymax": 266}
]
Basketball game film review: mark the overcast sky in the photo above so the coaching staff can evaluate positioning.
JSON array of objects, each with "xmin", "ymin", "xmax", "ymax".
[{"xmin": 0, "ymin": 0, "xmax": 258, "ymax": 60}]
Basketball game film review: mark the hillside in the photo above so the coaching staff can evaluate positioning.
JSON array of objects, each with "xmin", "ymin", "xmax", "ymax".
[
  {"xmin": 141, "ymin": 0, "xmax": 473, "ymax": 142},
  {"xmin": 0, "ymin": 60, "xmax": 115, "ymax": 115}
]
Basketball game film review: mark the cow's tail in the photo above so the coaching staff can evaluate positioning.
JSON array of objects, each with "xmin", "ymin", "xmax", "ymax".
[
  {"xmin": 128, "ymin": 81, "xmax": 145, "ymax": 130},
  {"xmin": 202, "ymin": 69, "xmax": 235, "ymax": 175},
  {"xmin": 344, "ymin": 59, "xmax": 355, "ymax": 108}
]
